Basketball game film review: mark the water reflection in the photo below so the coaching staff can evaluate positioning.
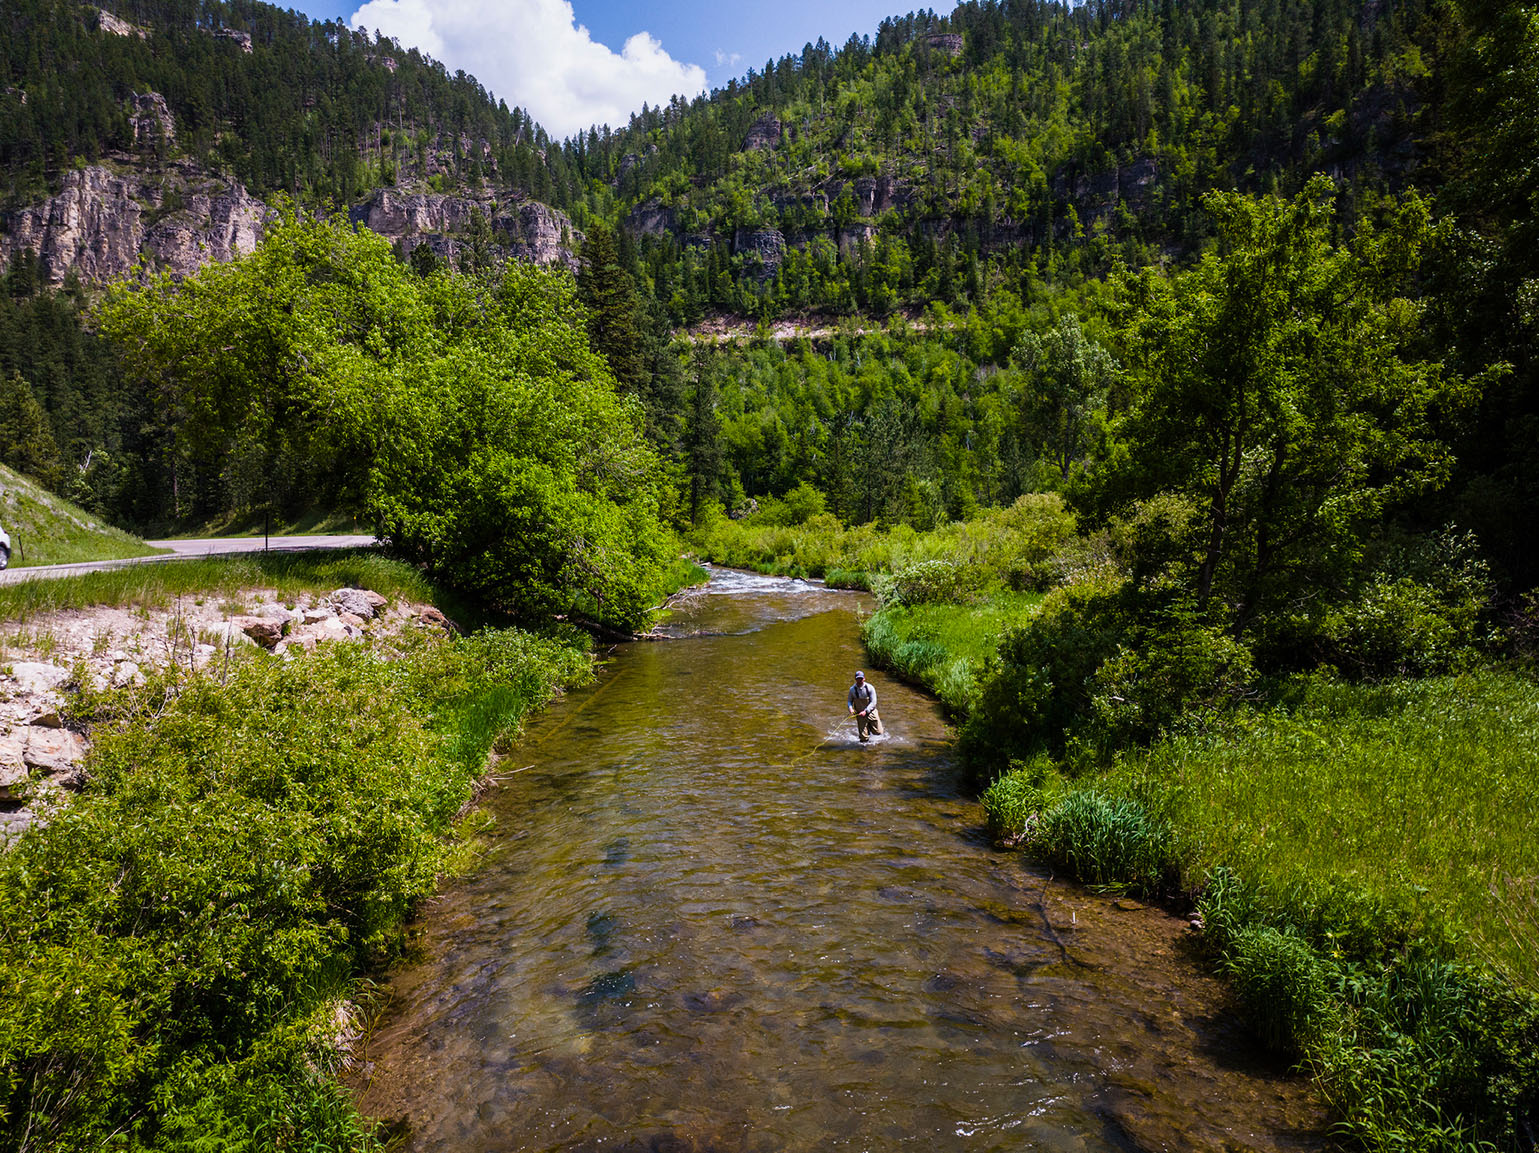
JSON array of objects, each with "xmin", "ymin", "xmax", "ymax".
[{"xmin": 352, "ymin": 568, "xmax": 1326, "ymax": 1152}]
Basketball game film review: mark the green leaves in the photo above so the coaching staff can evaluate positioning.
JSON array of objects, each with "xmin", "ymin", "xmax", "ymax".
[
  {"xmin": 1110, "ymin": 177, "xmax": 1472, "ymax": 633},
  {"xmin": 99, "ymin": 210, "xmax": 676, "ymax": 630},
  {"xmin": 0, "ymin": 629, "xmax": 590, "ymax": 1149}
]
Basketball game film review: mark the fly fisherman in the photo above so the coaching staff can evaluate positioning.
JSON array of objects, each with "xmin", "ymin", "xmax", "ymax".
[{"xmin": 847, "ymin": 670, "xmax": 883, "ymax": 742}]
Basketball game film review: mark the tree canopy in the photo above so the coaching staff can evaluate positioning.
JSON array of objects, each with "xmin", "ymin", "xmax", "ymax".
[{"xmin": 99, "ymin": 211, "xmax": 674, "ymax": 628}]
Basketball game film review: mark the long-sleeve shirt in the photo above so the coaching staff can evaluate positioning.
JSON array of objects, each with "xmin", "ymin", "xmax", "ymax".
[{"xmin": 848, "ymin": 681, "xmax": 876, "ymax": 713}]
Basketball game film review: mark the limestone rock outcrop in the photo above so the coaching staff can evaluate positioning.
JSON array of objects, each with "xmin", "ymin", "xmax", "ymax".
[
  {"xmin": 745, "ymin": 114, "xmax": 782, "ymax": 152},
  {"xmin": 129, "ymin": 92, "xmax": 177, "ymax": 149},
  {"xmin": 0, "ymin": 162, "xmax": 267, "ymax": 286},
  {"xmin": 348, "ymin": 189, "xmax": 580, "ymax": 272}
]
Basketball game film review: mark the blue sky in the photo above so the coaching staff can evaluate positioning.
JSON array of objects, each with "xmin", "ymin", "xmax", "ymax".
[{"xmin": 282, "ymin": 0, "xmax": 913, "ymax": 137}]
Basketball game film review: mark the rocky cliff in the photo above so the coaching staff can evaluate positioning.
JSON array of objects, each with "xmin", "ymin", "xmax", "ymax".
[
  {"xmin": 0, "ymin": 73, "xmax": 580, "ymax": 287},
  {"xmin": 349, "ymin": 189, "xmax": 580, "ymax": 273},
  {"xmin": 0, "ymin": 161, "xmax": 267, "ymax": 285},
  {"xmin": 2, "ymin": 166, "xmax": 581, "ymax": 286}
]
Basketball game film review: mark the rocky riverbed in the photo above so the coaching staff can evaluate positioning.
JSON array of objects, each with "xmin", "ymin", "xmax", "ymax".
[{"xmin": 0, "ymin": 585, "xmax": 455, "ymax": 846}]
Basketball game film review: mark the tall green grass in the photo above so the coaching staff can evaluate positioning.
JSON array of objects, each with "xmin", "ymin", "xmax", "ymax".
[
  {"xmin": 981, "ymin": 672, "xmax": 1539, "ymax": 1152},
  {"xmin": 0, "ymin": 465, "xmax": 161, "ymax": 567},
  {"xmin": 860, "ymin": 591, "xmax": 1041, "ymax": 713},
  {"xmin": 1114, "ymin": 672, "xmax": 1539, "ymax": 992}
]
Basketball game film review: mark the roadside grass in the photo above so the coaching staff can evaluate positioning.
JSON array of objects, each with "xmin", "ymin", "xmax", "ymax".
[
  {"xmin": 0, "ymin": 550, "xmax": 433, "ymax": 624},
  {"xmin": 861, "ymin": 589, "xmax": 1041, "ymax": 714},
  {"xmin": 161, "ymin": 506, "xmax": 372, "ymax": 539},
  {"xmin": 0, "ymin": 466, "xmax": 162, "ymax": 567}
]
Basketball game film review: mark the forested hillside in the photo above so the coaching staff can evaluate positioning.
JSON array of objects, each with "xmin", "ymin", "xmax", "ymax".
[
  {"xmin": 0, "ymin": 0, "xmax": 569, "ymax": 208},
  {"xmin": 0, "ymin": 0, "xmax": 1534, "ymax": 594},
  {"xmin": 564, "ymin": 0, "xmax": 1437, "ymax": 321}
]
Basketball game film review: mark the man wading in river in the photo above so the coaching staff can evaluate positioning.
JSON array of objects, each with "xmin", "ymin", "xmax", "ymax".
[{"xmin": 847, "ymin": 670, "xmax": 883, "ymax": 742}]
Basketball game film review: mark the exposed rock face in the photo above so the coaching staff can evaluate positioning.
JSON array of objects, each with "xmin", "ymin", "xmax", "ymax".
[
  {"xmin": 627, "ymin": 200, "xmax": 676, "ymax": 239},
  {"xmin": 734, "ymin": 227, "xmax": 786, "ymax": 275},
  {"xmin": 213, "ymin": 28, "xmax": 253, "ymax": 53},
  {"xmin": 745, "ymin": 113, "xmax": 782, "ymax": 152},
  {"xmin": 924, "ymin": 32, "xmax": 965, "ymax": 57},
  {"xmin": 349, "ymin": 189, "xmax": 580, "ymax": 273},
  {"xmin": 1048, "ymin": 155, "xmax": 1160, "ymax": 227},
  {"xmin": 350, "ymin": 189, "xmax": 480, "ymax": 239},
  {"xmin": 129, "ymin": 91, "xmax": 177, "ymax": 149},
  {"xmin": 96, "ymin": 8, "xmax": 147, "ymax": 37},
  {"xmin": 503, "ymin": 200, "xmax": 577, "ymax": 269},
  {"xmin": 0, "ymin": 163, "xmax": 267, "ymax": 286}
]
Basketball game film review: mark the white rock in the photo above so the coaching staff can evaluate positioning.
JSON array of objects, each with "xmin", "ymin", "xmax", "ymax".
[
  {"xmin": 0, "ymin": 752, "xmax": 27, "ymax": 800},
  {"xmin": 9, "ymin": 662, "xmax": 70, "ymax": 693},
  {"xmin": 332, "ymin": 588, "xmax": 385, "ymax": 619},
  {"xmin": 111, "ymin": 661, "xmax": 144, "ymax": 688}
]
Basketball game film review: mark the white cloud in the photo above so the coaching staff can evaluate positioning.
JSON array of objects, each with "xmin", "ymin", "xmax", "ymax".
[
  {"xmin": 347, "ymin": 0, "xmax": 707, "ymax": 139},
  {"xmin": 713, "ymin": 49, "xmax": 742, "ymax": 68}
]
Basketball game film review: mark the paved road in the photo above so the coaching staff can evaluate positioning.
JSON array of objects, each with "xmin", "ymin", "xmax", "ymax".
[{"xmin": 0, "ymin": 534, "xmax": 378, "ymax": 585}]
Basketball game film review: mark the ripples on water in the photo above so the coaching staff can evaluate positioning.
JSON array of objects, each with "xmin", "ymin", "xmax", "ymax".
[{"xmin": 351, "ymin": 568, "xmax": 1326, "ymax": 1153}]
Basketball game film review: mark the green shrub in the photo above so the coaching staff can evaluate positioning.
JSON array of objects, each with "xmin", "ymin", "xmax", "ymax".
[
  {"xmin": 874, "ymin": 559, "xmax": 976, "ymax": 608},
  {"xmin": 1089, "ymin": 613, "xmax": 1256, "ymax": 745},
  {"xmin": 959, "ymin": 576, "xmax": 1131, "ymax": 774},
  {"xmin": 1222, "ymin": 925, "xmax": 1337, "ymax": 1055},
  {"xmin": 0, "ymin": 628, "xmax": 589, "ymax": 1151},
  {"xmin": 1030, "ymin": 789, "xmax": 1174, "ymax": 895}
]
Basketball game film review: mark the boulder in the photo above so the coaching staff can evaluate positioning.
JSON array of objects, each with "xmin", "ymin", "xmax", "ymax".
[
  {"xmin": 23, "ymin": 727, "xmax": 87, "ymax": 776},
  {"xmin": 332, "ymin": 588, "xmax": 386, "ymax": 619},
  {"xmin": 235, "ymin": 617, "xmax": 283, "ymax": 649},
  {"xmin": 29, "ymin": 709, "xmax": 62, "ymax": 729},
  {"xmin": 8, "ymin": 662, "xmax": 71, "ymax": 694},
  {"xmin": 302, "ymin": 606, "xmax": 334, "ymax": 625},
  {"xmin": 416, "ymin": 606, "xmax": 458, "ymax": 634},
  {"xmin": 338, "ymin": 611, "xmax": 367, "ymax": 630}
]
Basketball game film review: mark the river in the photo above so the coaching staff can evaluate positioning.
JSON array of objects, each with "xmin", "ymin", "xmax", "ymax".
[{"xmin": 351, "ymin": 568, "xmax": 1327, "ymax": 1152}]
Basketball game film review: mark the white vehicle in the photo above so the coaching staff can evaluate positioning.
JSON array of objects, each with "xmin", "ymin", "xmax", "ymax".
[{"xmin": 0, "ymin": 525, "xmax": 9, "ymax": 570}]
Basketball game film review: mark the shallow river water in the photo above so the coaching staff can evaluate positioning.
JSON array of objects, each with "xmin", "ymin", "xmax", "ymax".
[{"xmin": 352, "ymin": 569, "xmax": 1328, "ymax": 1153}]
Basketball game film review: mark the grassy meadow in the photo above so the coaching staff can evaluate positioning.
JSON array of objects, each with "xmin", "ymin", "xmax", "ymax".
[
  {"xmin": 861, "ymin": 592, "xmax": 1041, "ymax": 714},
  {"xmin": 1112, "ymin": 673, "xmax": 1539, "ymax": 991}
]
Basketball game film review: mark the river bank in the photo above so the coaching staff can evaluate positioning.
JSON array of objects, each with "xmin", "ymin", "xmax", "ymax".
[
  {"xmin": 861, "ymin": 591, "xmax": 1539, "ymax": 1153},
  {"xmin": 0, "ymin": 554, "xmax": 597, "ymax": 1150}
]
